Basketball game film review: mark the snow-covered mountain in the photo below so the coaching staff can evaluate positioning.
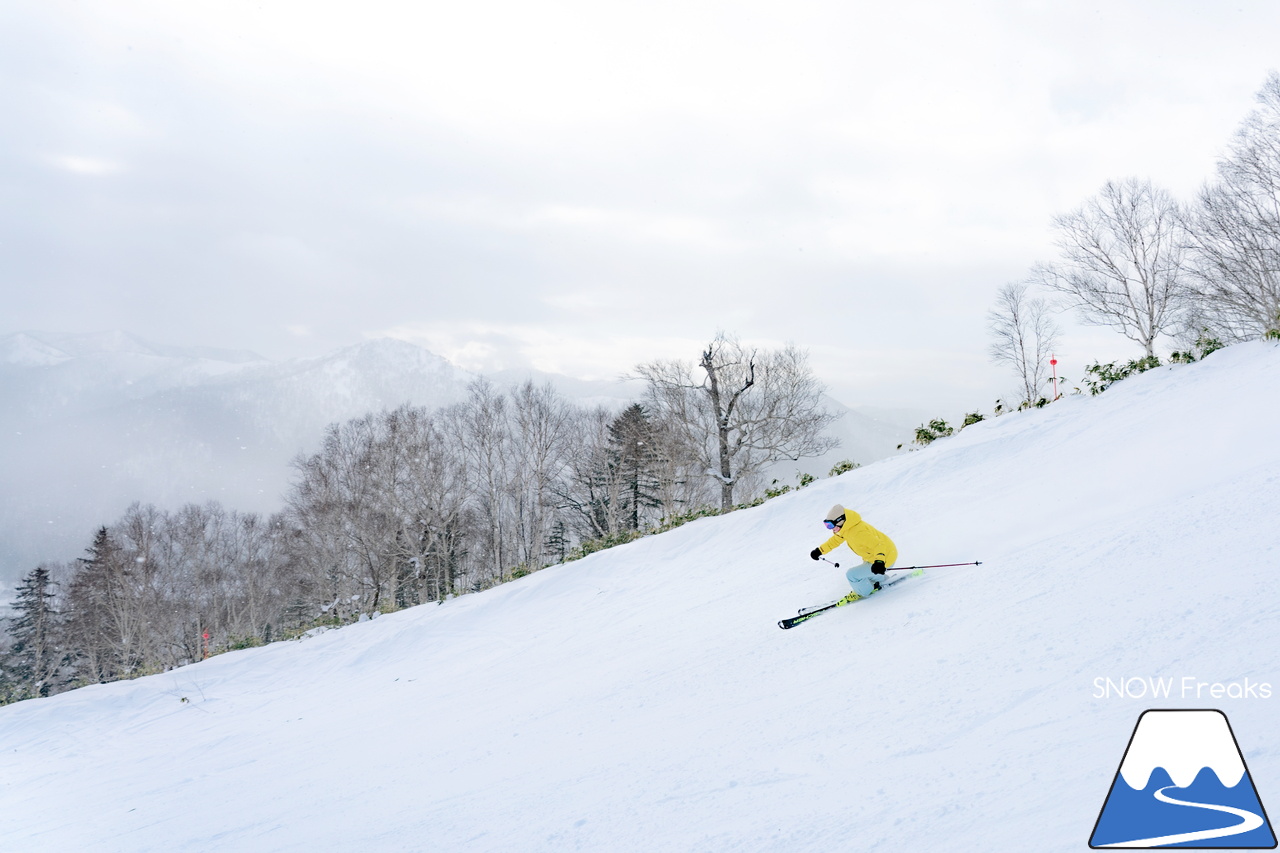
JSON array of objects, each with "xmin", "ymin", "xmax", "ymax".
[
  {"xmin": 0, "ymin": 333, "xmax": 477, "ymax": 585},
  {"xmin": 0, "ymin": 332, "xmax": 917, "ymax": 588},
  {"xmin": 2, "ymin": 341, "xmax": 1276, "ymax": 852}
]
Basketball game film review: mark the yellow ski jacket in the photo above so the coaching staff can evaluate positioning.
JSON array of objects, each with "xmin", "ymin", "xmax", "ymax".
[{"xmin": 817, "ymin": 509, "xmax": 898, "ymax": 566}]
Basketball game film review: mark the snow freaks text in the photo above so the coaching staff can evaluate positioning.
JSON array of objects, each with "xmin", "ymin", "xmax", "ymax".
[{"xmin": 1093, "ymin": 676, "xmax": 1274, "ymax": 701}]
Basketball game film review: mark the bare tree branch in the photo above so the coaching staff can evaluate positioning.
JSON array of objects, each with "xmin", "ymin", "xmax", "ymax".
[
  {"xmin": 987, "ymin": 282, "xmax": 1061, "ymax": 403},
  {"xmin": 1033, "ymin": 178, "xmax": 1190, "ymax": 357},
  {"xmin": 634, "ymin": 333, "xmax": 838, "ymax": 510}
]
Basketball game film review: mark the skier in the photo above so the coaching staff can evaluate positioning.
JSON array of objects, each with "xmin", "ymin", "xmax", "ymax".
[{"xmin": 809, "ymin": 503, "xmax": 898, "ymax": 604}]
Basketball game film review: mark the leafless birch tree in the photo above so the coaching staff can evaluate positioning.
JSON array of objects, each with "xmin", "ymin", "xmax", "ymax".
[
  {"xmin": 987, "ymin": 282, "xmax": 1061, "ymax": 403},
  {"xmin": 507, "ymin": 380, "xmax": 575, "ymax": 572},
  {"xmin": 1184, "ymin": 72, "xmax": 1280, "ymax": 340},
  {"xmin": 1033, "ymin": 178, "xmax": 1190, "ymax": 357},
  {"xmin": 377, "ymin": 406, "xmax": 469, "ymax": 605},
  {"xmin": 440, "ymin": 380, "xmax": 514, "ymax": 586}
]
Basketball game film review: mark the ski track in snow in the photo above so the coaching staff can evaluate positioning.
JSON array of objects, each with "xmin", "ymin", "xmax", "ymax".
[
  {"xmin": 1101, "ymin": 786, "xmax": 1265, "ymax": 848},
  {"xmin": 2, "ymin": 342, "xmax": 1279, "ymax": 852}
]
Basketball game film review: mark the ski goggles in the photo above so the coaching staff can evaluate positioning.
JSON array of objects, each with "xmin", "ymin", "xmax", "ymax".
[{"xmin": 824, "ymin": 515, "xmax": 846, "ymax": 529}]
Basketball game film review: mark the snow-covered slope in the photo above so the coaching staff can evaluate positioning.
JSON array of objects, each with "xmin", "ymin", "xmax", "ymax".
[{"xmin": 2, "ymin": 342, "xmax": 1277, "ymax": 852}]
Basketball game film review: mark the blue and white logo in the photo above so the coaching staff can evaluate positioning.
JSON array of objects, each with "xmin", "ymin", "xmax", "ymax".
[{"xmin": 1091, "ymin": 709, "xmax": 1276, "ymax": 848}]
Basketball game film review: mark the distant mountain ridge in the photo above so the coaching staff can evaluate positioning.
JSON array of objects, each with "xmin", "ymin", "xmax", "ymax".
[
  {"xmin": 0, "ymin": 330, "xmax": 267, "ymax": 366},
  {"xmin": 0, "ymin": 333, "xmax": 479, "ymax": 586},
  {"xmin": 0, "ymin": 331, "xmax": 916, "ymax": 589}
]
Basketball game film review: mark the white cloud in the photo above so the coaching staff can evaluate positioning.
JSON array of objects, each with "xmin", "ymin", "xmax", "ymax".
[
  {"xmin": 5, "ymin": 0, "xmax": 1280, "ymax": 411},
  {"xmin": 377, "ymin": 321, "xmax": 712, "ymax": 380},
  {"xmin": 46, "ymin": 155, "xmax": 123, "ymax": 176}
]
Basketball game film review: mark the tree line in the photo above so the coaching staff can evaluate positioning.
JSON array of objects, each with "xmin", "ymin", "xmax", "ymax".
[
  {"xmin": 0, "ymin": 335, "xmax": 838, "ymax": 703},
  {"xmin": 988, "ymin": 72, "xmax": 1280, "ymax": 402}
]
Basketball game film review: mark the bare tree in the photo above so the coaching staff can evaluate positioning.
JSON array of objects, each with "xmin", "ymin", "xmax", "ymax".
[
  {"xmin": 1033, "ymin": 178, "xmax": 1190, "ymax": 357},
  {"xmin": 287, "ymin": 415, "xmax": 401, "ymax": 618},
  {"xmin": 634, "ymin": 333, "xmax": 838, "ymax": 511},
  {"xmin": 378, "ymin": 405, "xmax": 469, "ymax": 604},
  {"xmin": 1184, "ymin": 72, "xmax": 1280, "ymax": 340},
  {"xmin": 507, "ymin": 380, "xmax": 575, "ymax": 572},
  {"xmin": 440, "ymin": 380, "xmax": 513, "ymax": 587},
  {"xmin": 987, "ymin": 282, "xmax": 1061, "ymax": 403}
]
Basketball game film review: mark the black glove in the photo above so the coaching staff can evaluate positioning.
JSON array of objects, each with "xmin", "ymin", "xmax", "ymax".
[
  {"xmin": 810, "ymin": 548, "xmax": 822, "ymax": 561},
  {"xmin": 871, "ymin": 560, "xmax": 887, "ymax": 575}
]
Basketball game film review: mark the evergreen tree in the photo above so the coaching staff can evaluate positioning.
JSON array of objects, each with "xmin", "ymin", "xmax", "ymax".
[
  {"xmin": 4, "ymin": 566, "xmax": 63, "ymax": 699},
  {"xmin": 607, "ymin": 404, "xmax": 663, "ymax": 531},
  {"xmin": 544, "ymin": 520, "xmax": 570, "ymax": 564},
  {"xmin": 62, "ymin": 527, "xmax": 130, "ymax": 683}
]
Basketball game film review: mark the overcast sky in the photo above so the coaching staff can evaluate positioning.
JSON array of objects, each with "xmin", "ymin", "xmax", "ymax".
[{"xmin": 3, "ymin": 0, "xmax": 1279, "ymax": 413}]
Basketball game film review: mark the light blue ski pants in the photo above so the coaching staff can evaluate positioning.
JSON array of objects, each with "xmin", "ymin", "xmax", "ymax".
[{"xmin": 845, "ymin": 562, "xmax": 880, "ymax": 597}]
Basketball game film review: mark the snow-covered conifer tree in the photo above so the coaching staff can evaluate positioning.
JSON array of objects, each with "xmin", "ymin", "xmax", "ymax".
[{"xmin": 3, "ymin": 566, "xmax": 63, "ymax": 700}]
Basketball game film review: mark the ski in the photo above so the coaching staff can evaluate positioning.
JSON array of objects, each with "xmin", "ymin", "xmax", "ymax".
[
  {"xmin": 778, "ymin": 601, "xmax": 844, "ymax": 629},
  {"xmin": 778, "ymin": 569, "xmax": 923, "ymax": 630}
]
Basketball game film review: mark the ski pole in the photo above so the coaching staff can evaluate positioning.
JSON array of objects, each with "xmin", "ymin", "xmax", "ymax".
[
  {"xmin": 887, "ymin": 561, "xmax": 982, "ymax": 571},
  {"xmin": 821, "ymin": 557, "xmax": 981, "ymax": 571}
]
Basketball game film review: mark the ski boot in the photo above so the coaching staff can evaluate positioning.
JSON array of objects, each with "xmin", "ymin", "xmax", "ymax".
[{"xmin": 838, "ymin": 590, "xmax": 862, "ymax": 605}]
